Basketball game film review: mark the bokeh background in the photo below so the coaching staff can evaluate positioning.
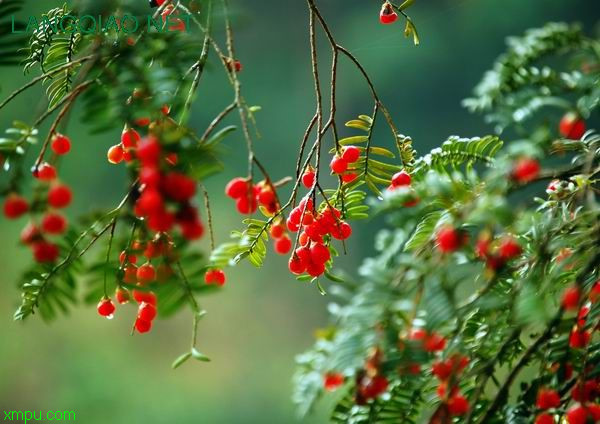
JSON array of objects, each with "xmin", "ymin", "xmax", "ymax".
[{"xmin": 1, "ymin": 0, "xmax": 599, "ymax": 422}]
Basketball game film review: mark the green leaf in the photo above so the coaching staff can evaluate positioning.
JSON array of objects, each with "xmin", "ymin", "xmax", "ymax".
[{"xmin": 172, "ymin": 352, "xmax": 192, "ymax": 369}]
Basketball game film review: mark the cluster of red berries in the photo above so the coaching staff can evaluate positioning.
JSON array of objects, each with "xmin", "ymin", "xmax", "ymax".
[
  {"xmin": 286, "ymin": 198, "xmax": 351, "ymax": 277},
  {"xmin": 432, "ymin": 354, "xmax": 470, "ymax": 417},
  {"xmin": 475, "ymin": 233, "xmax": 523, "ymax": 270},
  {"xmin": 386, "ymin": 170, "xmax": 420, "ymax": 207},
  {"xmin": 564, "ymin": 281, "xmax": 600, "ymax": 349},
  {"xmin": 408, "ymin": 328, "xmax": 448, "ymax": 352},
  {"xmin": 3, "ymin": 133, "xmax": 73, "ymax": 263},
  {"xmin": 328, "ymin": 145, "xmax": 360, "ymax": 183},
  {"xmin": 269, "ymin": 220, "xmax": 292, "ymax": 255},
  {"xmin": 353, "ymin": 348, "xmax": 389, "ymax": 404},
  {"xmin": 379, "ymin": 1, "xmax": 398, "ymax": 25},
  {"xmin": 225, "ymin": 177, "xmax": 279, "ymax": 215},
  {"xmin": 534, "ymin": 384, "xmax": 600, "ymax": 424}
]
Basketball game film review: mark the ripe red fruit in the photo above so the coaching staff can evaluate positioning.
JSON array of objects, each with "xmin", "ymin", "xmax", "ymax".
[
  {"xmin": 270, "ymin": 223, "xmax": 285, "ymax": 239},
  {"xmin": 3, "ymin": 194, "xmax": 29, "ymax": 219},
  {"xmin": 165, "ymin": 152, "xmax": 178, "ymax": 166},
  {"xmin": 50, "ymin": 133, "xmax": 71, "ymax": 155},
  {"xmin": 47, "ymin": 184, "xmax": 72, "ymax": 208},
  {"xmin": 97, "ymin": 298, "xmax": 115, "ymax": 317},
  {"xmin": 432, "ymin": 361, "xmax": 453, "ymax": 381},
  {"xmin": 115, "ymin": 288, "xmax": 130, "ymax": 304},
  {"xmin": 447, "ymin": 394, "xmax": 469, "ymax": 416},
  {"xmin": 409, "ymin": 328, "xmax": 427, "ymax": 341},
  {"xmin": 341, "ymin": 146, "xmax": 360, "ymax": 163},
  {"xmin": 302, "ymin": 168, "xmax": 316, "ymax": 189},
  {"xmin": 536, "ymin": 389, "xmax": 561, "ymax": 410},
  {"xmin": 569, "ymin": 328, "xmax": 590, "ymax": 349},
  {"xmin": 330, "ymin": 156, "xmax": 348, "ymax": 174},
  {"xmin": 323, "ymin": 372, "xmax": 345, "ymax": 391},
  {"xmin": 361, "ymin": 375, "xmax": 388, "ymax": 399},
  {"xmin": 225, "ymin": 177, "xmax": 249, "ymax": 198},
  {"xmin": 571, "ymin": 380, "xmax": 599, "ymax": 402},
  {"xmin": 121, "ymin": 128, "xmax": 141, "ymax": 149},
  {"xmin": 35, "ymin": 162, "xmax": 57, "ymax": 181},
  {"xmin": 32, "ymin": 240, "xmax": 59, "ymax": 263},
  {"xmin": 135, "ymin": 318, "xmax": 152, "ymax": 334},
  {"xmin": 559, "ymin": 112, "xmax": 586, "ymax": 140},
  {"xmin": 391, "ymin": 170, "xmax": 411, "ymax": 187},
  {"xmin": 181, "ymin": 221, "xmax": 204, "ymax": 240},
  {"xmin": 147, "ymin": 210, "xmax": 175, "ymax": 232},
  {"xmin": 535, "ymin": 413, "xmax": 555, "ymax": 424},
  {"xmin": 498, "ymin": 236, "xmax": 522, "ymax": 260},
  {"xmin": 310, "ymin": 243, "xmax": 331, "ymax": 264},
  {"xmin": 41, "ymin": 212, "xmax": 67, "ymax": 234},
  {"xmin": 204, "ymin": 269, "xmax": 226, "ymax": 286},
  {"xmin": 258, "ymin": 186, "xmax": 276, "ymax": 206},
  {"xmin": 288, "ymin": 255, "xmax": 306, "ymax": 274},
  {"xmin": 379, "ymin": 2, "xmax": 398, "ymax": 24},
  {"xmin": 275, "ymin": 236, "xmax": 292, "ymax": 255},
  {"xmin": 590, "ymin": 281, "xmax": 600, "ymax": 302},
  {"xmin": 306, "ymin": 261, "xmax": 326, "ymax": 277},
  {"xmin": 138, "ymin": 302, "xmax": 157, "ymax": 321},
  {"xmin": 123, "ymin": 264, "xmax": 138, "ymax": 284},
  {"xmin": 227, "ymin": 58, "xmax": 242, "ymax": 72},
  {"xmin": 107, "ymin": 144, "xmax": 124, "ymax": 164},
  {"xmin": 342, "ymin": 173, "xmax": 358, "ymax": 183},
  {"xmin": 133, "ymin": 289, "xmax": 157, "ymax": 305},
  {"xmin": 512, "ymin": 158, "xmax": 540, "ymax": 183},
  {"xmin": 424, "ymin": 333, "xmax": 447, "ymax": 352},
  {"xmin": 140, "ymin": 166, "xmax": 161, "ymax": 188},
  {"xmin": 566, "ymin": 405, "xmax": 588, "ymax": 424},
  {"xmin": 136, "ymin": 136, "xmax": 161, "ymax": 166},
  {"xmin": 137, "ymin": 189, "xmax": 164, "ymax": 215},
  {"xmin": 162, "ymin": 172, "xmax": 196, "ymax": 202},
  {"xmin": 561, "ymin": 286, "xmax": 580, "ymax": 310},
  {"xmin": 137, "ymin": 263, "xmax": 156, "ymax": 284},
  {"xmin": 236, "ymin": 195, "xmax": 258, "ymax": 214},
  {"xmin": 331, "ymin": 221, "xmax": 352, "ymax": 240},
  {"xmin": 436, "ymin": 226, "xmax": 461, "ymax": 253}
]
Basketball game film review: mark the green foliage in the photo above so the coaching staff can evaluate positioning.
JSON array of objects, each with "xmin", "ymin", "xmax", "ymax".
[{"xmin": 0, "ymin": 0, "xmax": 27, "ymax": 67}]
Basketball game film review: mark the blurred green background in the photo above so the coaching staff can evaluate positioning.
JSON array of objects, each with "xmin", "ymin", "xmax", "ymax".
[{"xmin": 1, "ymin": 0, "xmax": 598, "ymax": 422}]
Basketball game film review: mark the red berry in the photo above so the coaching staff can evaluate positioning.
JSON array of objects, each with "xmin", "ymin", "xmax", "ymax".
[
  {"xmin": 162, "ymin": 172, "xmax": 196, "ymax": 202},
  {"xmin": 341, "ymin": 146, "xmax": 360, "ymax": 163},
  {"xmin": 512, "ymin": 158, "xmax": 540, "ymax": 183},
  {"xmin": 225, "ymin": 177, "xmax": 249, "ymax": 199},
  {"xmin": 447, "ymin": 394, "xmax": 469, "ymax": 416},
  {"xmin": 331, "ymin": 221, "xmax": 352, "ymax": 240},
  {"xmin": 562, "ymin": 286, "xmax": 580, "ymax": 310},
  {"xmin": 138, "ymin": 302, "xmax": 157, "ymax": 321},
  {"xmin": 3, "ymin": 194, "xmax": 29, "ymax": 219},
  {"xmin": 275, "ymin": 236, "xmax": 292, "ymax": 255},
  {"xmin": 302, "ymin": 168, "xmax": 316, "ymax": 188},
  {"xmin": 181, "ymin": 220, "xmax": 204, "ymax": 240},
  {"xmin": 133, "ymin": 289, "xmax": 156, "ymax": 305},
  {"xmin": 535, "ymin": 413, "xmax": 555, "ymax": 424},
  {"xmin": 258, "ymin": 186, "xmax": 276, "ymax": 206},
  {"xmin": 97, "ymin": 298, "xmax": 115, "ymax": 317},
  {"xmin": 50, "ymin": 133, "xmax": 71, "ymax": 155},
  {"xmin": 310, "ymin": 243, "xmax": 331, "ymax": 264},
  {"xmin": 306, "ymin": 261, "xmax": 325, "ymax": 277},
  {"xmin": 571, "ymin": 380, "xmax": 599, "ymax": 402},
  {"xmin": 47, "ymin": 184, "xmax": 72, "ymax": 208},
  {"xmin": 409, "ymin": 328, "xmax": 427, "ymax": 341},
  {"xmin": 147, "ymin": 210, "xmax": 175, "ymax": 232},
  {"xmin": 424, "ymin": 333, "xmax": 446, "ymax": 352},
  {"xmin": 330, "ymin": 156, "xmax": 348, "ymax": 174},
  {"xmin": 119, "ymin": 251, "xmax": 137, "ymax": 265},
  {"xmin": 20, "ymin": 222, "xmax": 40, "ymax": 245},
  {"xmin": 137, "ymin": 263, "xmax": 156, "ymax": 284},
  {"xmin": 391, "ymin": 170, "xmax": 411, "ymax": 187},
  {"xmin": 288, "ymin": 255, "xmax": 306, "ymax": 274},
  {"xmin": 41, "ymin": 212, "xmax": 67, "ymax": 234},
  {"xmin": 136, "ymin": 136, "xmax": 161, "ymax": 166},
  {"xmin": 361, "ymin": 375, "xmax": 388, "ymax": 399},
  {"xmin": 32, "ymin": 240, "xmax": 59, "ymax": 263},
  {"xmin": 436, "ymin": 226, "xmax": 461, "ymax": 253},
  {"xmin": 115, "ymin": 288, "xmax": 130, "ymax": 304},
  {"xmin": 36, "ymin": 162, "xmax": 57, "ymax": 181},
  {"xmin": 107, "ymin": 144, "xmax": 124, "ymax": 164},
  {"xmin": 165, "ymin": 152, "xmax": 178, "ymax": 166},
  {"xmin": 135, "ymin": 318, "xmax": 152, "ymax": 334},
  {"xmin": 140, "ymin": 167, "xmax": 161, "ymax": 188},
  {"xmin": 137, "ymin": 189, "xmax": 164, "ymax": 215},
  {"xmin": 227, "ymin": 58, "xmax": 243, "ymax": 72},
  {"xmin": 569, "ymin": 328, "xmax": 590, "ymax": 349},
  {"xmin": 536, "ymin": 389, "xmax": 561, "ymax": 410},
  {"xmin": 123, "ymin": 150, "xmax": 135, "ymax": 162},
  {"xmin": 121, "ymin": 128, "xmax": 141, "ymax": 149},
  {"xmin": 590, "ymin": 281, "xmax": 600, "ymax": 303},
  {"xmin": 566, "ymin": 405, "xmax": 588, "ymax": 424},
  {"xmin": 236, "ymin": 195, "xmax": 258, "ymax": 214},
  {"xmin": 323, "ymin": 372, "xmax": 344, "ymax": 391},
  {"xmin": 123, "ymin": 264, "xmax": 138, "ymax": 284},
  {"xmin": 135, "ymin": 117, "xmax": 151, "ymax": 127},
  {"xmin": 205, "ymin": 269, "xmax": 226, "ymax": 286},
  {"xmin": 498, "ymin": 236, "xmax": 522, "ymax": 260},
  {"xmin": 559, "ymin": 112, "xmax": 586, "ymax": 140},
  {"xmin": 270, "ymin": 223, "xmax": 285, "ymax": 239},
  {"xmin": 342, "ymin": 173, "xmax": 358, "ymax": 183},
  {"xmin": 432, "ymin": 361, "xmax": 453, "ymax": 381},
  {"xmin": 379, "ymin": 2, "xmax": 398, "ymax": 24}
]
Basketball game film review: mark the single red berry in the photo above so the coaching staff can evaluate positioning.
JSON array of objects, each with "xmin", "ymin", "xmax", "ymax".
[
  {"xmin": 447, "ymin": 394, "xmax": 469, "ymax": 416},
  {"xmin": 20, "ymin": 222, "xmax": 40, "ymax": 245},
  {"xmin": 258, "ymin": 186, "xmax": 276, "ymax": 206},
  {"xmin": 107, "ymin": 144, "xmax": 124, "ymax": 164},
  {"xmin": 35, "ymin": 162, "xmax": 57, "ymax": 181},
  {"xmin": 136, "ymin": 136, "xmax": 161, "ymax": 166},
  {"xmin": 32, "ymin": 240, "xmax": 59, "ymax": 263},
  {"xmin": 138, "ymin": 302, "xmax": 157, "ymax": 321},
  {"xmin": 341, "ymin": 146, "xmax": 360, "ymax": 163},
  {"xmin": 275, "ymin": 236, "xmax": 292, "ymax": 255},
  {"xmin": 436, "ymin": 226, "xmax": 461, "ymax": 253},
  {"xmin": 119, "ymin": 250, "xmax": 137, "ymax": 265},
  {"xmin": 331, "ymin": 221, "xmax": 352, "ymax": 240},
  {"xmin": 135, "ymin": 117, "xmax": 151, "ymax": 127},
  {"xmin": 288, "ymin": 255, "xmax": 306, "ymax": 274},
  {"xmin": 424, "ymin": 333, "xmax": 446, "ymax": 352},
  {"xmin": 41, "ymin": 212, "xmax": 67, "ymax": 234},
  {"xmin": 562, "ymin": 286, "xmax": 580, "ymax": 310},
  {"xmin": 161, "ymin": 104, "xmax": 171, "ymax": 116},
  {"xmin": 270, "ymin": 223, "xmax": 285, "ymax": 239},
  {"xmin": 330, "ymin": 156, "xmax": 348, "ymax": 174},
  {"xmin": 3, "ymin": 194, "xmax": 29, "ymax": 219},
  {"xmin": 323, "ymin": 372, "xmax": 345, "ymax": 391},
  {"xmin": 147, "ymin": 210, "xmax": 175, "ymax": 232},
  {"xmin": 137, "ymin": 263, "xmax": 156, "ymax": 284},
  {"xmin": 310, "ymin": 243, "xmax": 331, "ymax": 265},
  {"xmin": 409, "ymin": 328, "xmax": 427, "ymax": 341},
  {"xmin": 227, "ymin": 58, "xmax": 242, "ymax": 72},
  {"xmin": 165, "ymin": 152, "xmax": 178, "ymax": 166},
  {"xmin": 306, "ymin": 261, "xmax": 326, "ymax": 277},
  {"xmin": 379, "ymin": 2, "xmax": 398, "ymax": 24},
  {"xmin": 559, "ymin": 112, "xmax": 586, "ymax": 140},
  {"xmin": 123, "ymin": 264, "xmax": 138, "ymax": 284},
  {"xmin": 432, "ymin": 361, "xmax": 453, "ymax": 381},
  {"xmin": 361, "ymin": 375, "xmax": 388, "ymax": 399},
  {"xmin": 391, "ymin": 170, "xmax": 411, "ymax": 187},
  {"xmin": 566, "ymin": 405, "xmax": 588, "ymax": 424},
  {"xmin": 225, "ymin": 177, "xmax": 249, "ymax": 199},
  {"xmin": 137, "ymin": 189, "xmax": 164, "ymax": 216},
  {"xmin": 140, "ymin": 166, "xmax": 161, "ymax": 188},
  {"xmin": 162, "ymin": 172, "xmax": 196, "ymax": 202},
  {"xmin": 536, "ymin": 389, "xmax": 561, "ymax": 410},
  {"xmin": 535, "ymin": 413, "xmax": 555, "ymax": 424},
  {"xmin": 587, "ymin": 404, "xmax": 600, "ymax": 421},
  {"xmin": 50, "ymin": 133, "xmax": 71, "ymax": 155},
  {"xmin": 115, "ymin": 288, "xmax": 130, "ymax": 304},
  {"xmin": 121, "ymin": 128, "xmax": 141, "ymax": 149},
  {"xmin": 302, "ymin": 168, "xmax": 316, "ymax": 188},
  {"xmin": 498, "ymin": 236, "xmax": 522, "ymax": 260},
  {"xmin": 135, "ymin": 318, "xmax": 152, "ymax": 334},
  {"xmin": 236, "ymin": 195, "xmax": 258, "ymax": 214},
  {"xmin": 47, "ymin": 184, "xmax": 72, "ymax": 208},
  {"xmin": 512, "ymin": 158, "xmax": 540, "ymax": 183},
  {"xmin": 143, "ymin": 241, "xmax": 162, "ymax": 259},
  {"xmin": 181, "ymin": 220, "xmax": 204, "ymax": 240},
  {"xmin": 97, "ymin": 298, "xmax": 115, "ymax": 317},
  {"xmin": 123, "ymin": 150, "xmax": 135, "ymax": 162},
  {"xmin": 205, "ymin": 269, "xmax": 226, "ymax": 286},
  {"xmin": 342, "ymin": 173, "xmax": 358, "ymax": 183},
  {"xmin": 133, "ymin": 289, "xmax": 157, "ymax": 305},
  {"xmin": 569, "ymin": 328, "xmax": 590, "ymax": 349}
]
